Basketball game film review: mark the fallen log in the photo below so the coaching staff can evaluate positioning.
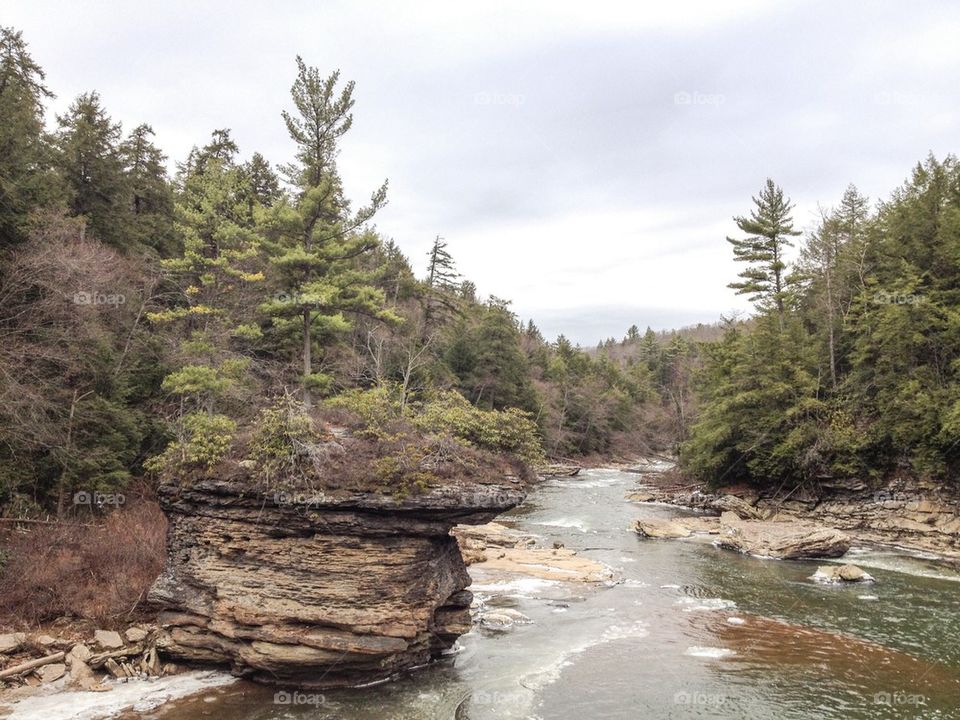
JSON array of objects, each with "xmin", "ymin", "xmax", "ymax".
[
  {"xmin": 88, "ymin": 643, "xmax": 145, "ymax": 669},
  {"xmin": 0, "ymin": 651, "xmax": 66, "ymax": 680}
]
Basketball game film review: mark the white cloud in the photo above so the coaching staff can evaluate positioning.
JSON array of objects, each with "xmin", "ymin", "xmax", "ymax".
[{"xmin": 5, "ymin": 0, "xmax": 960, "ymax": 344}]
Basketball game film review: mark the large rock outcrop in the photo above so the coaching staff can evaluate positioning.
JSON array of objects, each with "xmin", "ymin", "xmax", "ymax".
[
  {"xmin": 716, "ymin": 512, "xmax": 851, "ymax": 559},
  {"xmin": 635, "ymin": 475, "xmax": 960, "ymax": 559},
  {"xmin": 147, "ymin": 473, "xmax": 524, "ymax": 688}
]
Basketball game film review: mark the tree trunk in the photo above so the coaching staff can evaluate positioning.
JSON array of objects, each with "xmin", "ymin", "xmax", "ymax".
[{"xmin": 303, "ymin": 309, "xmax": 312, "ymax": 408}]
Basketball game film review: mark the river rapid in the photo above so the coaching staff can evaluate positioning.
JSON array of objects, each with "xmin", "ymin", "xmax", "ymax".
[{"xmin": 153, "ymin": 467, "xmax": 960, "ymax": 720}]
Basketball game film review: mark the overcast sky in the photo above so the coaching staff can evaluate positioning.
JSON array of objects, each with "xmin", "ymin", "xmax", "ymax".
[{"xmin": 7, "ymin": 0, "xmax": 960, "ymax": 344}]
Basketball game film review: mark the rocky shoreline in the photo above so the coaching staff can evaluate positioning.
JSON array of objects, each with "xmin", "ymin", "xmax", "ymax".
[
  {"xmin": 627, "ymin": 464, "xmax": 960, "ymax": 562},
  {"xmin": 0, "ymin": 469, "xmax": 614, "ymax": 717}
]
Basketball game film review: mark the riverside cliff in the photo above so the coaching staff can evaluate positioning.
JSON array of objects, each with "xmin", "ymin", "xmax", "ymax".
[{"xmin": 147, "ymin": 468, "xmax": 524, "ymax": 688}]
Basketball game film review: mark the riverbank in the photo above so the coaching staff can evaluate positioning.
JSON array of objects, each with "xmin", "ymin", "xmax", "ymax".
[
  {"xmin": 628, "ymin": 462, "xmax": 960, "ymax": 563},
  {"xmin": 5, "ymin": 466, "xmax": 960, "ymax": 718}
]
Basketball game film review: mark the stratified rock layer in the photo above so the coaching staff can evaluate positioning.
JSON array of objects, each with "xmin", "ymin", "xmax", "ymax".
[
  {"xmin": 148, "ymin": 475, "xmax": 524, "ymax": 688},
  {"xmin": 716, "ymin": 512, "xmax": 850, "ymax": 559}
]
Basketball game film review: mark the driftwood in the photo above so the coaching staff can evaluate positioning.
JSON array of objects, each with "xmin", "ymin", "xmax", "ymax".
[
  {"xmin": 0, "ymin": 651, "xmax": 66, "ymax": 679},
  {"xmin": 88, "ymin": 643, "xmax": 145, "ymax": 669}
]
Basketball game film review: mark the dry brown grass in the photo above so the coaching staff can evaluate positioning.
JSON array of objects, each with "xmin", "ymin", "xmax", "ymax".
[{"xmin": 0, "ymin": 498, "xmax": 167, "ymax": 629}]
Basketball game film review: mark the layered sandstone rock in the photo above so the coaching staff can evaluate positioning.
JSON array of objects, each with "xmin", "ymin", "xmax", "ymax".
[
  {"xmin": 634, "ymin": 517, "xmax": 693, "ymax": 539},
  {"xmin": 147, "ymin": 474, "xmax": 524, "ymax": 688},
  {"xmin": 715, "ymin": 512, "xmax": 850, "ymax": 559},
  {"xmin": 636, "ymin": 476, "xmax": 960, "ymax": 558},
  {"xmin": 453, "ymin": 522, "xmax": 615, "ymax": 583}
]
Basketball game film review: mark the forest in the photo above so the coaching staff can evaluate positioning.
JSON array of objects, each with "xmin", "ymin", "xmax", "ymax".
[
  {"xmin": 683, "ymin": 160, "xmax": 960, "ymax": 492},
  {"xmin": 2, "ymin": 24, "xmax": 958, "ymax": 522},
  {"xmin": 0, "ymin": 27, "xmax": 690, "ymax": 518}
]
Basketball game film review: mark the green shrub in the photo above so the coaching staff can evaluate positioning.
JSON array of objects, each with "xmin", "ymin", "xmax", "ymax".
[
  {"xmin": 325, "ymin": 385, "xmax": 403, "ymax": 438},
  {"xmin": 248, "ymin": 394, "xmax": 322, "ymax": 480},
  {"xmin": 413, "ymin": 390, "xmax": 544, "ymax": 466},
  {"xmin": 144, "ymin": 412, "xmax": 237, "ymax": 479}
]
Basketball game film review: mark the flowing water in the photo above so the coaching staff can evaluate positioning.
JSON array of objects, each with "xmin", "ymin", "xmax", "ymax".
[{"xmin": 154, "ymin": 468, "xmax": 960, "ymax": 719}]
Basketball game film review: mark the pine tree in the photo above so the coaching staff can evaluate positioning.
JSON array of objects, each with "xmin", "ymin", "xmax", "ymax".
[
  {"xmin": 0, "ymin": 27, "xmax": 58, "ymax": 246},
  {"xmin": 146, "ymin": 131, "xmax": 269, "ymax": 475},
  {"xmin": 423, "ymin": 235, "xmax": 461, "ymax": 332},
  {"xmin": 426, "ymin": 235, "xmax": 459, "ymax": 290},
  {"xmin": 55, "ymin": 92, "xmax": 129, "ymax": 247},
  {"xmin": 120, "ymin": 123, "xmax": 176, "ymax": 254},
  {"xmin": 262, "ymin": 58, "xmax": 392, "ymax": 407},
  {"xmin": 238, "ymin": 152, "xmax": 281, "ymax": 222},
  {"xmin": 727, "ymin": 179, "xmax": 801, "ymax": 325}
]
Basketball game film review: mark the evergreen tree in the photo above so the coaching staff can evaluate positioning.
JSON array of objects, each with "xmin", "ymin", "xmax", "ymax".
[
  {"xmin": 262, "ymin": 58, "xmax": 392, "ymax": 407},
  {"xmin": 0, "ymin": 27, "xmax": 58, "ymax": 246},
  {"xmin": 120, "ymin": 123, "xmax": 176, "ymax": 254},
  {"xmin": 727, "ymin": 179, "xmax": 801, "ymax": 325},
  {"xmin": 147, "ymin": 132, "xmax": 269, "ymax": 474},
  {"xmin": 55, "ymin": 92, "xmax": 129, "ymax": 247},
  {"xmin": 423, "ymin": 235, "xmax": 461, "ymax": 331},
  {"xmin": 238, "ymin": 152, "xmax": 281, "ymax": 222},
  {"xmin": 426, "ymin": 235, "xmax": 459, "ymax": 290}
]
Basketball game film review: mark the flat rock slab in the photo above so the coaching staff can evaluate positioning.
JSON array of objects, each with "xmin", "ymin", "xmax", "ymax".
[
  {"xmin": 717, "ymin": 515, "xmax": 850, "ymax": 559},
  {"xmin": 635, "ymin": 518, "xmax": 693, "ymax": 539},
  {"xmin": 37, "ymin": 663, "xmax": 66, "ymax": 683},
  {"xmin": 471, "ymin": 547, "xmax": 615, "ymax": 583},
  {"xmin": 93, "ymin": 630, "xmax": 124, "ymax": 649},
  {"xmin": 709, "ymin": 494, "xmax": 767, "ymax": 520},
  {"xmin": 0, "ymin": 633, "xmax": 26, "ymax": 654},
  {"xmin": 124, "ymin": 627, "xmax": 148, "ymax": 643}
]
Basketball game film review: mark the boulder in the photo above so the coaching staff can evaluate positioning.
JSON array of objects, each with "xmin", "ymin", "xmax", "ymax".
[
  {"xmin": 635, "ymin": 518, "xmax": 693, "ymax": 539},
  {"xmin": 811, "ymin": 564, "xmax": 875, "ymax": 584},
  {"xmin": 716, "ymin": 516, "xmax": 850, "ymax": 559},
  {"xmin": 479, "ymin": 608, "xmax": 532, "ymax": 631},
  {"xmin": 0, "ymin": 632, "xmax": 26, "ymax": 654},
  {"xmin": 68, "ymin": 658, "xmax": 99, "ymax": 690},
  {"xmin": 93, "ymin": 630, "xmax": 124, "ymax": 649},
  {"xmin": 37, "ymin": 663, "xmax": 66, "ymax": 683},
  {"xmin": 626, "ymin": 490, "xmax": 656, "ymax": 503},
  {"xmin": 35, "ymin": 634, "xmax": 60, "ymax": 648},
  {"xmin": 710, "ymin": 495, "xmax": 766, "ymax": 520},
  {"xmin": 68, "ymin": 643, "xmax": 93, "ymax": 663},
  {"xmin": 124, "ymin": 627, "xmax": 148, "ymax": 643}
]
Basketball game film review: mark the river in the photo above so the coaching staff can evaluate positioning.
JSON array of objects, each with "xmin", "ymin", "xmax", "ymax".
[{"xmin": 153, "ymin": 467, "xmax": 960, "ymax": 719}]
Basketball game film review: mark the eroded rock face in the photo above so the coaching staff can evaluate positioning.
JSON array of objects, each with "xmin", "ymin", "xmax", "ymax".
[
  {"xmin": 635, "ymin": 475, "xmax": 960, "ymax": 558},
  {"xmin": 148, "ymin": 475, "xmax": 524, "ymax": 688}
]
